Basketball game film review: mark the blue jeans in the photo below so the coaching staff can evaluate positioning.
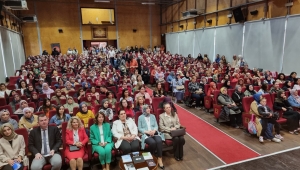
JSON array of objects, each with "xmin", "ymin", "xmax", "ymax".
[{"xmin": 191, "ymin": 93, "xmax": 204, "ymax": 107}]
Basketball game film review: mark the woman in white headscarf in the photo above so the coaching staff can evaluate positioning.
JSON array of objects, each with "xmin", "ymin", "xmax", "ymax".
[{"xmin": 42, "ymin": 83, "xmax": 54, "ymax": 98}]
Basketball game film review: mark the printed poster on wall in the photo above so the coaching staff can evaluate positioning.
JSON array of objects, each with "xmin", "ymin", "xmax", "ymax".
[{"xmin": 50, "ymin": 43, "xmax": 61, "ymax": 52}]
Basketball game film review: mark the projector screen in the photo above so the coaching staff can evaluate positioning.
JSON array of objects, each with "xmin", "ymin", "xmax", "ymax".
[{"xmin": 81, "ymin": 8, "xmax": 115, "ymax": 25}]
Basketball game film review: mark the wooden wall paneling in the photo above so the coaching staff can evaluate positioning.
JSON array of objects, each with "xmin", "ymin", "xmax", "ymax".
[
  {"xmin": 232, "ymin": 0, "xmax": 247, "ymax": 6},
  {"xmin": 178, "ymin": 0, "xmax": 187, "ymax": 18},
  {"xmin": 187, "ymin": 18, "xmax": 195, "ymax": 30},
  {"xmin": 206, "ymin": 0, "xmax": 217, "ymax": 13},
  {"xmin": 161, "ymin": 7, "xmax": 167, "ymax": 24},
  {"xmin": 166, "ymin": 4, "xmax": 173, "ymax": 23},
  {"xmin": 187, "ymin": 0, "xmax": 196, "ymax": 10},
  {"xmin": 35, "ymin": 1, "xmax": 81, "ymax": 55},
  {"xmin": 290, "ymin": 0, "xmax": 300, "ymax": 15},
  {"xmin": 269, "ymin": 0, "xmax": 286, "ymax": 17},
  {"xmin": 218, "ymin": 0, "xmax": 231, "ymax": 9},
  {"xmin": 196, "ymin": 0, "xmax": 206, "ymax": 12},
  {"xmin": 173, "ymin": 3, "xmax": 179, "ymax": 22},
  {"xmin": 151, "ymin": 6, "xmax": 161, "ymax": 47},
  {"xmin": 179, "ymin": 20, "xmax": 186, "ymax": 31},
  {"xmin": 196, "ymin": 16, "xmax": 205, "ymax": 29},
  {"xmin": 247, "ymin": 3, "xmax": 265, "ymax": 21},
  {"xmin": 206, "ymin": 14, "xmax": 216, "ymax": 27},
  {"xmin": 218, "ymin": 11, "xmax": 230, "ymax": 25}
]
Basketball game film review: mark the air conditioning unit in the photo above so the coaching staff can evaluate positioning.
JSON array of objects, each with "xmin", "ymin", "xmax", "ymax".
[
  {"xmin": 182, "ymin": 9, "xmax": 198, "ymax": 18},
  {"xmin": 4, "ymin": 0, "xmax": 28, "ymax": 10},
  {"xmin": 22, "ymin": 15, "xmax": 37, "ymax": 23}
]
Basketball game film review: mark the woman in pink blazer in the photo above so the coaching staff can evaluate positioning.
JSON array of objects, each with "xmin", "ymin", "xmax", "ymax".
[{"xmin": 65, "ymin": 116, "xmax": 88, "ymax": 170}]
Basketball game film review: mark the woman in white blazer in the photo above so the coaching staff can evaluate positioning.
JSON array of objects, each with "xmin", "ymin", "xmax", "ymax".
[{"xmin": 112, "ymin": 110, "xmax": 140, "ymax": 154}]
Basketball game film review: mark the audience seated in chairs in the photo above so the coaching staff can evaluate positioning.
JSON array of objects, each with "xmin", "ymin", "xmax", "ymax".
[
  {"xmin": 287, "ymin": 72, "xmax": 297, "ymax": 82},
  {"xmin": 14, "ymin": 100, "xmax": 34, "ymax": 119},
  {"xmin": 76, "ymin": 102, "xmax": 95, "ymax": 128},
  {"xmin": 0, "ymin": 109, "xmax": 18, "ymax": 130},
  {"xmin": 159, "ymin": 103, "xmax": 185, "ymax": 161},
  {"xmin": 232, "ymin": 85, "xmax": 245, "ymax": 112},
  {"xmin": 29, "ymin": 114, "xmax": 62, "ymax": 170},
  {"xmin": 134, "ymin": 96, "xmax": 146, "ymax": 112},
  {"xmin": 244, "ymin": 84, "xmax": 257, "ymax": 97},
  {"xmin": 90, "ymin": 112, "xmax": 114, "ymax": 170},
  {"xmin": 51, "ymin": 89, "xmax": 66, "ymax": 105},
  {"xmin": 120, "ymin": 99, "xmax": 134, "ymax": 118},
  {"xmin": 65, "ymin": 116, "xmax": 88, "ymax": 170},
  {"xmin": 273, "ymin": 90, "xmax": 300, "ymax": 135},
  {"xmin": 288, "ymin": 89, "xmax": 300, "ymax": 108},
  {"xmin": 171, "ymin": 73, "xmax": 185, "ymax": 103},
  {"xmin": 188, "ymin": 76, "xmax": 205, "ymax": 109},
  {"xmin": 64, "ymin": 96, "xmax": 79, "ymax": 115},
  {"xmin": 42, "ymin": 83, "xmax": 54, "ymax": 99},
  {"xmin": 9, "ymin": 94, "xmax": 21, "ymax": 112},
  {"xmin": 30, "ymin": 92, "xmax": 42, "ymax": 112},
  {"xmin": 217, "ymin": 87, "xmax": 242, "ymax": 128},
  {"xmin": 99, "ymin": 100, "xmax": 114, "ymax": 122},
  {"xmin": 270, "ymin": 81, "xmax": 283, "ymax": 93},
  {"xmin": 0, "ymin": 123, "xmax": 28, "ymax": 170},
  {"xmin": 38, "ymin": 98, "xmax": 56, "ymax": 118},
  {"xmin": 258, "ymin": 83, "xmax": 268, "ymax": 94},
  {"xmin": 24, "ymin": 84, "xmax": 36, "ymax": 99},
  {"xmin": 138, "ymin": 105, "xmax": 165, "ymax": 169},
  {"xmin": 153, "ymin": 82, "xmax": 167, "ymax": 98},
  {"xmin": 112, "ymin": 110, "xmax": 140, "ymax": 155},
  {"xmin": 207, "ymin": 82, "xmax": 217, "ymax": 97},
  {"xmin": 257, "ymin": 97, "xmax": 282, "ymax": 143},
  {"xmin": 0, "ymin": 83, "xmax": 11, "ymax": 99},
  {"xmin": 135, "ymin": 86, "xmax": 152, "ymax": 104},
  {"xmin": 119, "ymin": 88, "xmax": 134, "ymax": 105},
  {"xmin": 104, "ymin": 91, "xmax": 117, "ymax": 109},
  {"xmin": 50, "ymin": 105, "xmax": 71, "ymax": 129},
  {"xmin": 293, "ymin": 78, "xmax": 300, "ymax": 90},
  {"xmin": 282, "ymin": 80, "xmax": 292, "ymax": 92},
  {"xmin": 61, "ymin": 81, "xmax": 75, "ymax": 94},
  {"xmin": 18, "ymin": 107, "xmax": 38, "ymax": 132}
]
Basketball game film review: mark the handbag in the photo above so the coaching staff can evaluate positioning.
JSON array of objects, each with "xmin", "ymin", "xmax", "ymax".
[
  {"xmin": 69, "ymin": 145, "xmax": 80, "ymax": 152},
  {"xmin": 170, "ymin": 128, "xmax": 186, "ymax": 137},
  {"xmin": 176, "ymin": 85, "xmax": 184, "ymax": 90},
  {"xmin": 248, "ymin": 114, "xmax": 257, "ymax": 135}
]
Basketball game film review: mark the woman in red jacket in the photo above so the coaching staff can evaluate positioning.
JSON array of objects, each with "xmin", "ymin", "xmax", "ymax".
[{"xmin": 65, "ymin": 116, "xmax": 89, "ymax": 170}]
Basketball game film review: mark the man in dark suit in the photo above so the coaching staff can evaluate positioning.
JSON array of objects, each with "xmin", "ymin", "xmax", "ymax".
[{"xmin": 29, "ymin": 114, "xmax": 62, "ymax": 170}]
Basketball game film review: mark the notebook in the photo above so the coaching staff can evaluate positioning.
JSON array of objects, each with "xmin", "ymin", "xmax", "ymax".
[
  {"xmin": 142, "ymin": 152, "xmax": 153, "ymax": 160},
  {"xmin": 122, "ymin": 155, "xmax": 132, "ymax": 163}
]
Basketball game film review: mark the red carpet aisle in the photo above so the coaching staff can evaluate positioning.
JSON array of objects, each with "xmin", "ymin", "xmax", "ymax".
[{"xmin": 146, "ymin": 87, "xmax": 260, "ymax": 164}]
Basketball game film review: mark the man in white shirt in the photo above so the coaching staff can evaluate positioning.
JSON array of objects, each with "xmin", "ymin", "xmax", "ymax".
[{"xmin": 108, "ymin": 47, "xmax": 116, "ymax": 67}]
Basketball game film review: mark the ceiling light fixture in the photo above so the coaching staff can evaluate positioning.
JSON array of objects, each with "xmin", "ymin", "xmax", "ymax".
[{"xmin": 141, "ymin": 2, "xmax": 155, "ymax": 5}]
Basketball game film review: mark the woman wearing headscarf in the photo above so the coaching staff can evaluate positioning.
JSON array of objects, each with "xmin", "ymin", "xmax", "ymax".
[
  {"xmin": 9, "ymin": 94, "xmax": 21, "ymax": 113},
  {"xmin": 217, "ymin": 87, "xmax": 242, "ymax": 128},
  {"xmin": 64, "ymin": 96, "xmax": 79, "ymax": 115},
  {"xmin": 223, "ymin": 80, "xmax": 232, "ymax": 89},
  {"xmin": 14, "ymin": 100, "xmax": 34, "ymax": 119},
  {"xmin": 282, "ymin": 80, "xmax": 292, "ymax": 92},
  {"xmin": 42, "ymin": 83, "xmax": 54, "ymax": 98},
  {"xmin": 30, "ymin": 92, "xmax": 41, "ymax": 112},
  {"xmin": 76, "ymin": 102, "xmax": 95, "ymax": 128},
  {"xmin": 288, "ymin": 89, "xmax": 300, "ymax": 108},
  {"xmin": 99, "ymin": 100, "xmax": 114, "ymax": 122},
  {"xmin": 244, "ymin": 84, "xmax": 257, "ymax": 97},
  {"xmin": 62, "ymin": 81, "xmax": 75, "ymax": 94},
  {"xmin": 51, "ymin": 89, "xmax": 66, "ymax": 105},
  {"xmin": 18, "ymin": 107, "xmax": 38, "ymax": 131},
  {"xmin": 0, "ymin": 123, "xmax": 28, "ymax": 170},
  {"xmin": 250, "ymin": 93, "xmax": 263, "ymax": 137},
  {"xmin": 273, "ymin": 90, "xmax": 300, "ymax": 135},
  {"xmin": 0, "ymin": 110, "xmax": 18, "ymax": 130},
  {"xmin": 232, "ymin": 85, "xmax": 245, "ymax": 112},
  {"xmin": 207, "ymin": 82, "xmax": 217, "ymax": 97},
  {"xmin": 138, "ymin": 105, "xmax": 165, "ymax": 169}
]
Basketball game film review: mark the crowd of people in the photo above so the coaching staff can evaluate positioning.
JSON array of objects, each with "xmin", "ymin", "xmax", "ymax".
[
  {"xmin": 0, "ymin": 45, "xmax": 185, "ymax": 170},
  {"xmin": 0, "ymin": 44, "xmax": 299, "ymax": 169}
]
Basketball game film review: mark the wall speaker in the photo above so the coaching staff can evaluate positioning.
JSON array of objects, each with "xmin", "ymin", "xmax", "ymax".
[
  {"xmin": 206, "ymin": 19, "xmax": 212, "ymax": 23},
  {"xmin": 58, "ymin": 29, "xmax": 63, "ymax": 33},
  {"xmin": 250, "ymin": 10, "xmax": 258, "ymax": 15},
  {"xmin": 133, "ymin": 29, "xmax": 137, "ymax": 32},
  {"xmin": 232, "ymin": 7, "xmax": 245, "ymax": 23}
]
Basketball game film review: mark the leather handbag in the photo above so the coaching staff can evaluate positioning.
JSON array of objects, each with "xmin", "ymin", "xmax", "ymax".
[
  {"xmin": 69, "ymin": 145, "xmax": 80, "ymax": 152},
  {"xmin": 170, "ymin": 128, "xmax": 186, "ymax": 137},
  {"xmin": 176, "ymin": 85, "xmax": 184, "ymax": 90}
]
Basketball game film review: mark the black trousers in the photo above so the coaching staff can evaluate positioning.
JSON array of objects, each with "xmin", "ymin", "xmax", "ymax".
[
  {"xmin": 283, "ymin": 111, "xmax": 299, "ymax": 131},
  {"xmin": 172, "ymin": 136, "xmax": 185, "ymax": 158},
  {"xmin": 261, "ymin": 117, "xmax": 280, "ymax": 135},
  {"xmin": 145, "ymin": 136, "xmax": 163, "ymax": 157},
  {"xmin": 229, "ymin": 113, "xmax": 242, "ymax": 127},
  {"xmin": 2, "ymin": 163, "xmax": 24, "ymax": 170},
  {"xmin": 119, "ymin": 139, "xmax": 140, "ymax": 155},
  {"xmin": 191, "ymin": 93, "xmax": 204, "ymax": 107}
]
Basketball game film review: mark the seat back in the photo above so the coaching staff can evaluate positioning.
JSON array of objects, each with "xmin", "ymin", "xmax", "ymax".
[
  {"xmin": 152, "ymin": 97, "xmax": 165, "ymax": 115},
  {"xmin": 15, "ymin": 128, "xmax": 29, "ymax": 153},
  {"xmin": 228, "ymin": 89, "xmax": 234, "ymax": 97},
  {"xmin": 213, "ymin": 90, "xmax": 220, "ymax": 104},
  {"xmin": 0, "ymin": 98, "xmax": 7, "ymax": 106},
  {"xmin": 242, "ymin": 97, "xmax": 254, "ymax": 113},
  {"xmin": 135, "ymin": 111, "xmax": 142, "ymax": 124}
]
